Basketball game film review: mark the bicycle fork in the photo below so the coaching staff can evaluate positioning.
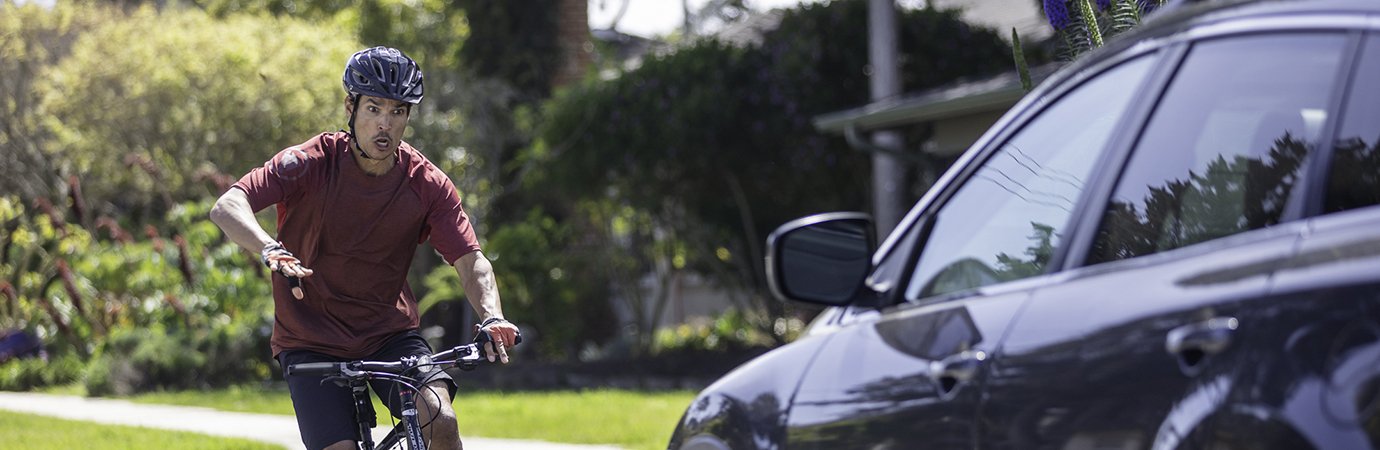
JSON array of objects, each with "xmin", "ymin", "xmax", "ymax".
[{"xmin": 399, "ymin": 388, "xmax": 426, "ymax": 449}]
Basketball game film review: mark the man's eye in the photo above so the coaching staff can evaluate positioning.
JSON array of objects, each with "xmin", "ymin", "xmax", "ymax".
[
  {"xmin": 368, "ymin": 106, "xmax": 380, "ymax": 113},
  {"xmin": 392, "ymin": 109, "xmax": 406, "ymax": 115}
]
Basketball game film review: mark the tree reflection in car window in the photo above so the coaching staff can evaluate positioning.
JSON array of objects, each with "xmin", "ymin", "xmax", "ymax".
[
  {"xmin": 1327, "ymin": 35, "xmax": 1380, "ymax": 214},
  {"xmin": 905, "ymin": 56, "xmax": 1156, "ymax": 301},
  {"xmin": 1090, "ymin": 34, "xmax": 1347, "ymax": 264}
]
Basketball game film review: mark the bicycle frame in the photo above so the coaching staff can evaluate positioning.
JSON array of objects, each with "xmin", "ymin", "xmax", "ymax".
[{"xmin": 287, "ymin": 334, "xmax": 514, "ymax": 450}]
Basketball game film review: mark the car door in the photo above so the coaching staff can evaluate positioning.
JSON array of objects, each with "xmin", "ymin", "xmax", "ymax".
[
  {"xmin": 1216, "ymin": 32, "xmax": 1380, "ymax": 449},
  {"xmin": 980, "ymin": 31, "xmax": 1352, "ymax": 449},
  {"xmin": 784, "ymin": 52, "xmax": 1160, "ymax": 449}
]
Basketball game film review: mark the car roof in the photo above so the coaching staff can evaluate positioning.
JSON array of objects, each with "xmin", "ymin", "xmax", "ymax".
[{"xmin": 1036, "ymin": 0, "xmax": 1377, "ymax": 104}]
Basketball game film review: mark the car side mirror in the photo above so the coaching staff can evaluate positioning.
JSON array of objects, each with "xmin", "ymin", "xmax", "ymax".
[{"xmin": 766, "ymin": 212, "xmax": 876, "ymax": 306}]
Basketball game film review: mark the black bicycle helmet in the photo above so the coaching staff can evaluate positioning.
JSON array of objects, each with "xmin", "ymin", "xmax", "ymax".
[{"xmin": 342, "ymin": 46, "xmax": 424, "ymax": 104}]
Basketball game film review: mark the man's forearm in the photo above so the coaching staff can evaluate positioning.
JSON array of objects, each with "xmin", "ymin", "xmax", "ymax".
[
  {"xmin": 454, "ymin": 251, "xmax": 503, "ymax": 320},
  {"xmin": 209, "ymin": 189, "xmax": 276, "ymax": 254}
]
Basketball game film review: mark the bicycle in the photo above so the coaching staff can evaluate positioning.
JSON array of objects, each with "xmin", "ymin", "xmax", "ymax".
[{"xmin": 285, "ymin": 329, "xmax": 521, "ymax": 450}]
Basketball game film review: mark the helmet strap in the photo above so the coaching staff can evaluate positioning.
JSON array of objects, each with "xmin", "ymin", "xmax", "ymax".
[{"xmin": 346, "ymin": 95, "xmax": 384, "ymax": 161}]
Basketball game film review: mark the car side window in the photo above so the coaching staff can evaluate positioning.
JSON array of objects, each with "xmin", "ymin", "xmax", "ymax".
[
  {"xmin": 1089, "ymin": 34, "xmax": 1347, "ymax": 264},
  {"xmin": 904, "ymin": 56, "xmax": 1156, "ymax": 301},
  {"xmin": 1326, "ymin": 35, "xmax": 1380, "ymax": 214}
]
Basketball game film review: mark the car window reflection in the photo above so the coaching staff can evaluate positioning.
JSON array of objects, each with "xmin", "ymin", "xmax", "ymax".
[
  {"xmin": 1090, "ymin": 34, "xmax": 1347, "ymax": 264},
  {"xmin": 1326, "ymin": 35, "xmax": 1380, "ymax": 214},
  {"xmin": 905, "ymin": 56, "xmax": 1156, "ymax": 301}
]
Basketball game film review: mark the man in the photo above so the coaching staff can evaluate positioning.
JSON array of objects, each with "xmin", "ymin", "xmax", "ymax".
[{"xmin": 210, "ymin": 46, "xmax": 518, "ymax": 450}]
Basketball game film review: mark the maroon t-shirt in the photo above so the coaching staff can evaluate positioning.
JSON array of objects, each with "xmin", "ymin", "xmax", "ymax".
[{"xmin": 233, "ymin": 131, "xmax": 481, "ymax": 358}]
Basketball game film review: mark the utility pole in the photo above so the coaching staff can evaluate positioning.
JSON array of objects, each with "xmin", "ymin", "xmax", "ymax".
[
  {"xmin": 683, "ymin": 0, "xmax": 693, "ymax": 35},
  {"xmin": 868, "ymin": 0, "xmax": 905, "ymax": 237}
]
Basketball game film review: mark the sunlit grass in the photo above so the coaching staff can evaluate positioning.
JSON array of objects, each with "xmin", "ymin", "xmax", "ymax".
[
  {"xmin": 0, "ymin": 409, "xmax": 280, "ymax": 449},
  {"xmin": 128, "ymin": 386, "xmax": 695, "ymax": 450},
  {"xmin": 451, "ymin": 389, "xmax": 693, "ymax": 450}
]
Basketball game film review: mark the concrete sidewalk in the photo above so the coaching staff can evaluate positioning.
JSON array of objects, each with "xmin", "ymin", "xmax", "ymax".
[{"xmin": 0, "ymin": 391, "xmax": 624, "ymax": 450}]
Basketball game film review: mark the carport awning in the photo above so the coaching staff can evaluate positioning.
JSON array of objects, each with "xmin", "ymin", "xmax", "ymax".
[{"xmin": 812, "ymin": 63, "xmax": 1063, "ymax": 134}]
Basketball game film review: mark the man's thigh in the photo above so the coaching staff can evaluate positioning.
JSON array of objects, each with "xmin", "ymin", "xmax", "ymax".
[
  {"xmin": 367, "ymin": 330, "xmax": 458, "ymax": 420},
  {"xmin": 279, "ymin": 350, "xmax": 365, "ymax": 450}
]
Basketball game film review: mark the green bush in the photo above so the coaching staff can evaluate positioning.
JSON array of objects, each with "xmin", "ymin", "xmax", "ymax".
[
  {"xmin": 0, "ymin": 354, "xmax": 84, "ymax": 391},
  {"xmin": 86, "ymin": 328, "xmax": 203, "ymax": 396},
  {"xmin": 652, "ymin": 309, "xmax": 789, "ymax": 355},
  {"xmin": 81, "ymin": 310, "xmax": 273, "ymax": 396}
]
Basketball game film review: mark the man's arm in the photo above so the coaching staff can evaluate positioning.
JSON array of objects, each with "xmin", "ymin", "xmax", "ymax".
[
  {"xmin": 209, "ymin": 189, "xmax": 277, "ymax": 253},
  {"xmin": 454, "ymin": 251, "xmax": 517, "ymax": 363},
  {"xmin": 209, "ymin": 189, "xmax": 313, "ymax": 297}
]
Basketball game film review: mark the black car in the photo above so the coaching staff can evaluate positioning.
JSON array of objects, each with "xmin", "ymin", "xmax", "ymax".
[{"xmin": 667, "ymin": 0, "xmax": 1380, "ymax": 448}]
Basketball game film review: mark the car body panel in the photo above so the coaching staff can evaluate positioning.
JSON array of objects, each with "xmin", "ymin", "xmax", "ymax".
[
  {"xmin": 982, "ymin": 223, "xmax": 1303, "ymax": 449},
  {"xmin": 668, "ymin": 331, "xmax": 837, "ymax": 450},
  {"xmin": 1214, "ymin": 207, "xmax": 1380, "ymax": 449},
  {"xmin": 787, "ymin": 289, "xmax": 1030, "ymax": 449}
]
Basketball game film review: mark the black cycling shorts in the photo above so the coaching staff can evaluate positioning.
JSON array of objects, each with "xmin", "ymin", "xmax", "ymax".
[{"xmin": 277, "ymin": 330, "xmax": 457, "ymax": 450}]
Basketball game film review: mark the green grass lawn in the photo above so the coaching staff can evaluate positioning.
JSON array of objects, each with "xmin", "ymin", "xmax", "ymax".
[
  {"xmin": 129, "ymin": 386, "xmax": 696, "ymax": 450},
  {"xmin": 0, "ymin": 409, "xmax": 280, "ymax": 449}
]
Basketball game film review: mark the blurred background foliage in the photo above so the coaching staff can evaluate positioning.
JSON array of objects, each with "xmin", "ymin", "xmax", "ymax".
[
  {"xmin": 0, "ymin": 0, "xmax": 1014, "ymax": 393},
  {"xmin": 531, "ymin": 1, "xmax": 1011, "ymax": 351}
]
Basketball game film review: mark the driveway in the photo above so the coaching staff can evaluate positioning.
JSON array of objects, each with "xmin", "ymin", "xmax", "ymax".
[{"xmin": 0, "ymin": 391, "xmax": 624, "ymax": 450}]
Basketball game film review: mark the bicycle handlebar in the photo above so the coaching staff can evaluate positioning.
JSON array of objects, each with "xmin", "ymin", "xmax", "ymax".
[{"xmin": 286, "ymin": 329, "xmax": 522, "ymax": 378}]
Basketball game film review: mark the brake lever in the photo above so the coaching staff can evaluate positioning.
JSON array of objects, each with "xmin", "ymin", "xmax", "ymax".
[{"xmin": 322, "ymin": 375, "xmax": 351, "ymax": 388}]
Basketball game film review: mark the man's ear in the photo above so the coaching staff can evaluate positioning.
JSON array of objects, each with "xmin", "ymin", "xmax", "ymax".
[{"xmin": 343, "ymin": 95, "xmax": 355, "ymax": 118}]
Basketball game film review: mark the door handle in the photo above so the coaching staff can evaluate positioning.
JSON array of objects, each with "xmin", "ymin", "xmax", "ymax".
[
  {"xmin": 1165, "ymin": 317, "xmax": 1237, "ymax": 374},
  {"xmin": 931, "ymin": 350, "xmax": 987, "ymax": 397}
]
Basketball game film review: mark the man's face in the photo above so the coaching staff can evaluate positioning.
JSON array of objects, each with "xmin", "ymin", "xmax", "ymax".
[{"xmin": 347, "ymin": 95, "xmax": 411, "ymax": 159}]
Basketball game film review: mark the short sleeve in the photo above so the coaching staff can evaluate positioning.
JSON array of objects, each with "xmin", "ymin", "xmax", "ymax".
[
  {"xmin": 232, "ymin": 143, "xmax": 319, "ymax": 212},
  {"xmin": 423, "ymin": 172, "xmax": 482, "ymax": 265}
]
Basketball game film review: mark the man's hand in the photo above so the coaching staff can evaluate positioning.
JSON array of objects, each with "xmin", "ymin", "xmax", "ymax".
[
  {"xmin": 262, "ymin": 242, "xmax": 314, "ymax": 299},
  {"xmin": 477, "ymin": 318, "xmax": 519, "ymax": 364}
]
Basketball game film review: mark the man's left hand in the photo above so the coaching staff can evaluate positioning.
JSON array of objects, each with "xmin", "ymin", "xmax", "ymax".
[{"xmin": 477, "ymin": 319, "xmax": 519, "ymax": 364}]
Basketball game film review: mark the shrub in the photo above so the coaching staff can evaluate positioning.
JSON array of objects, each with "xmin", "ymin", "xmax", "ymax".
[{"xmin": 0, "ymin": 354, "xmax": 84, "ymax": 391}]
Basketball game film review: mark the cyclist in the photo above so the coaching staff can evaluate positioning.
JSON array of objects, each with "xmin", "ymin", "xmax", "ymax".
[{"xmin": 210, "ymin": 46, "xmax": 519, "ymax": 450}]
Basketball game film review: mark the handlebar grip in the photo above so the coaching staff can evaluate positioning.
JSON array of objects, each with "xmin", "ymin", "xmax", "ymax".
[
  {"xmin": 286, "ymin": 361, "xmax": 344, "ymax": 376},
  {"xmin": 476, "ymin": 328, "xmax": 523, "ymax": 346}
]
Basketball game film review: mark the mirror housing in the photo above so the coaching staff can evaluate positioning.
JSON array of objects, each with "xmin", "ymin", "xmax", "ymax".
[{"xmin": 766, "ymin": 212, "xmax": 876, "ymax": 306}]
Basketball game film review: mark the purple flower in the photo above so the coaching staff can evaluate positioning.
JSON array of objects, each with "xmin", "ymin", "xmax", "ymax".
[
  {"xmin": 1044, "ymin": 0, "xmax": 1070, "ymax": 30},
  {"xmin": 1097, "ymin": 0, "xmax": 1110, "ymax": 11}
]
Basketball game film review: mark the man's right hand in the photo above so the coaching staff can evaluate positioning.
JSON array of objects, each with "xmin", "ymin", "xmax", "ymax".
[{"xmin": 262, "ymin": 242, "xmax": 313, "ymax": 299}]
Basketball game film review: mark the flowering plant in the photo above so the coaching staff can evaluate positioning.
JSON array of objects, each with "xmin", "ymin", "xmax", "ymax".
[
  {"xmin": 1013, "ymin": 0, "xmax": 1165, "ymax": 91},
  {"xmin": 1043, "ymin": 0, "xmax": 1166, "ymax": 60}
]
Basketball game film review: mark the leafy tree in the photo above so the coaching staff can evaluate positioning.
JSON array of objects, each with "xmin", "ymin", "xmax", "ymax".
[
  {"xmin": 0, "ymin": 2, "xmax": 105, "ymax": 203},
  {"xmin": 457, "ymin": 0, "xmax": 560, "ymax": 103},
  {"xmin": 530, "ymin": 0, "xmax": 1013, "ymax": 351},
  {"xmin": 38, "ymin": 5, "xmax": 361, "ymax": 222},
  {"xmin": 190, "ymin": 0, "xmax": 354, "ymax": 18}
]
